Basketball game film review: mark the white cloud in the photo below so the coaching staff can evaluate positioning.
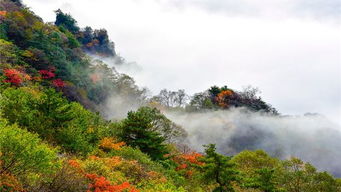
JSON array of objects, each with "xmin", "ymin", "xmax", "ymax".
[
  {"xmin": 166, "ymin": 108, "xmax": 341, "ymax": 176},
  {"xmin": 23, "ymin": 0, "xmax": 341, "ymax": 125}
]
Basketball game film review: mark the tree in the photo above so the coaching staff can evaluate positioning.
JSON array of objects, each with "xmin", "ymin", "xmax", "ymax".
[
  {"xmin": 9, "ymin": 0, "xmax": 22, "ymax": 6},
  {"xmin": 79, "ymin": 28, "xmax": 116, "ymax": 56},
  {"xmin": 246, "ymin": 168, "xmax": 279, "ymax": 192},
  {"xmin": 216, "ymin": 90, "xmax": 234, "ymax": 108},
  {"xmin": 132, "ymin": 107, "xmax": 186, "ymax": 142},
  {"xmin": 120, "ymin": 107, "xmax": 171, "ymax": 160},
  {"xmin": 188, "ymin": 91, "xmax": 214, "ymax": 111},
  {"xmin": 0, "ymin": 87, "xmax": 104, "ymax": 154},
  {"xmin": 201, "ymin": 144, "xmax": 239, "ymax": 192},
  {"xmin": 277, "ymin": 158, "xmax": 340, "ymax": 192},
  {"xmin": 279, "ymin": 158, "xmax": 311, "ymax": 192},
  {"xmin": 310, "ymin": 172, "xmax": 340, "ymax": 192},
  {"xmin": 208, "ymin": 86, "xmax": 228, "ymax": 98},
  {"xmin": 55, "ymin": 9, "xmax": 79, "ymax": 34},
  {"xmin": 230, "ymin": 150, "xmax": 284, "ymax": 191},
  {"xmin": 0, "ymin": 121, "xmax": 58, "ymax": 177},
  {"xmin": 152, "ymin": 89, "xmax": 189, "ymax": 108},
  {"xmin": 238, "ymin": 86, "xmax": 278, "ymax": 114},
  {"xmin": 231, "ymin": 150, "xmax": 279, "ymax": 176},
  {"xmin": 0, "ymin": 39, "xmax": 20, "ymax": 66},
  {"xmin": 80, "ymin": 26, "xmax": 93, "ymax": 45},
  {"xmin": 191, "ymin": 85, "xmax": 278, "ymax": 114},
  {"xmin": 174, "ymin": 89, "xmax": 188, "ymax": 107}
]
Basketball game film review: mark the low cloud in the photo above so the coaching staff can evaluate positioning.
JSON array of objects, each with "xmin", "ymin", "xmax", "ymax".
[{"xmin": 166, "ymin": 108, "xmax": 341, "ymax": 176}]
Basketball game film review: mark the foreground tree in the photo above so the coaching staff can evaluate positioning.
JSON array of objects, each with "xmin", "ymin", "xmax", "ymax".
[
  {"xmin": 246, "ymin": 168, "xmax": 279, "ymax": 192},
  {"xmin": 0, "ymin": 121, "xmax": 58, "ymax": 183},
  {"xmin": 201, "ymin": 144, "xmax": 239, "ymax": 192},
  {"xmin": 278, "ymin": 158, "xmax": 340, "ymax": 192},
  {"xmin": 120, "ymin": 107, "xmax": 171, "ymax": 160},
  {"xmin": 231, "ymin": 150, "xmax": 282, "ymax": 191}
]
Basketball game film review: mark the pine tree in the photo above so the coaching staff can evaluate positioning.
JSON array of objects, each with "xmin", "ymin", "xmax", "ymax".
[
  {"xmin": 201, "ymin": 144, "xmax": 239, "ymax": 192},
  {"xmin": 120, "ymin": 107, "xmax": 169, "ymax": 160}
]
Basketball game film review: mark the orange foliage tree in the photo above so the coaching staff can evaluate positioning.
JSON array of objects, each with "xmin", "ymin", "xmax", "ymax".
[
  {"xmin": 0, "ymin": 11, "xmax": 7, "ymax": 17},
  {"xmin": 99, "ymin": 137, "xmax": 126, "ymax": 151},
  {"xmin": 173, "ymin": 152, "xmax": 204, "ymax": 178},
  {"xmin": 216, "ymin": 90, "xmax": 234, "ymax": 108},
  {"xmin": 68, "ymin": 158, "xmax": 139, "ymax": 192}
]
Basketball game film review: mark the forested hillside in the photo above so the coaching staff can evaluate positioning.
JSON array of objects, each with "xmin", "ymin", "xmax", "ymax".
[{"xmin": 0, "ymin": 0, "xmax": 340, "ymax": 191}]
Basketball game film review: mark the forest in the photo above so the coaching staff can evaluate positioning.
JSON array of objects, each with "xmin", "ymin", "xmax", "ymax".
[{"xmin": 0, "ymin": 0, "xmax": 340, "ymax": 191}]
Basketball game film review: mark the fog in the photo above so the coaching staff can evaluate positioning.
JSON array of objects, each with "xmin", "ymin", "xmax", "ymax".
[
  {"xmin": 165, "ymin": 108, "xmax": 341, "ymax": 177},
  {"xmin": 23, "ymin": 0, "xmax": 341, "ymax": 125}
]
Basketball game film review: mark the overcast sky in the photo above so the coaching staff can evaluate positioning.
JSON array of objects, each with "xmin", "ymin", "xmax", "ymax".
[{"xmin": 23, "ymin": 0, "xmax": 341, "ymax": 125}]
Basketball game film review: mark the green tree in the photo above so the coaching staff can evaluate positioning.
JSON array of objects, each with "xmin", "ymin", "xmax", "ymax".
[
  {"xmin": 277, "ymin": 158, "xmax": 340, "ymax": 192},
  {"xmin": 0, "ymin": 87, "xmax": 104, "ymax": 154},
  {"xmin": 0, "ymin": 120, "xmax": 58, "ymax": 176},
  {"xmin": 120, "ymin": 107, "xmax": 170, "ymax": 160},
  {"xmin": 201, "ymin": 144, "xmax": 239, "ymax": 192},
  {"xmin": 133, "ymin": 106, "xmax": 186, "ymax": 142},
  {"xmin": 246, "ymin": 168, "xmax": 279, "ymax": 192},
  {"xmin": 310, "ymin": 171, "xmax": 340, "ymax": 192},
  {"xmin": 231, "ymin": 150, "xmax": 282, "ymax": 191},
  {"xmin": 188, "ymin": 91, "xmax": 214, "ymax": 111},
  {"xmin": 55, "ymin": 9, "xmax": 79, "ymax": 34},
  {"xmin": 231, "ymin": 150, "xmax": 279, "ymax": 177},
  {"xmin": 336, "ymin": 179, "xmax": 341, "ymax": 191},
  {"xmin": 0, "ymin": 87, "xmax": 72, "ymax": 138},
  {"xmin": 0, "ymin": 39, "xmax": 21, "ymax": 67},
  {"xmin": 0, "ymin": 23, "xmax": 7, "ymax": 40},
  {"xmin": 208, "ymin": 85, "xmax": 229, "ymax": 98},
  {"xmin": 56, "ymin": 102, "xmax": 105, "ymax": 154}
]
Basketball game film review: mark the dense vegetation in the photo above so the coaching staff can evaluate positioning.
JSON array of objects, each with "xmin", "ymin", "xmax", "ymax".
[{"xmin": 0, "ymin": 0, "xmax": 340, "ymax": 191}]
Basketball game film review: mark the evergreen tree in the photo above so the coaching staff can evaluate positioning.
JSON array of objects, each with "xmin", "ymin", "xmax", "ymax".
[
  {"xmin": 201, "ymin": 144, "xmax": 239, "ymax": 192},
  {"xmin": 120, "ymin": 107, "xmax": 169, "ymax": 160},
  {"xmin": 55, "ymin": 9, "xmax": 79, "ymax": 34}
]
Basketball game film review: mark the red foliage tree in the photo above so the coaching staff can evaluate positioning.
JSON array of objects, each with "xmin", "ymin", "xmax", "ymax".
[
  {"xmin": 52, "ymin": 79, "xmax": 65, "ymax": 87},
  {"xmin": 39, "ymin": 70, "xmax": 55, "ymax": 79},
  {"xmin": 3, "ymin": 69, "xmax": 26, "ymax": 86}
]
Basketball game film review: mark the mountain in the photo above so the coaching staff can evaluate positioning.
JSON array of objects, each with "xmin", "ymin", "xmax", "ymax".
[{"xmin": 0, "ymin": 0, "xmax": 340, "ymax": 191}]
